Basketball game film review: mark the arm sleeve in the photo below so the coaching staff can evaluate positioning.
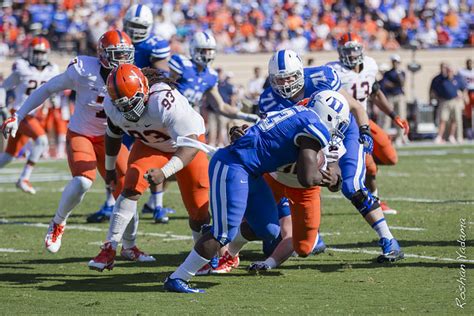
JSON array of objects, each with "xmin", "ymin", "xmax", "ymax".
[
  {"xmin": 16, "ymin": 71, "xmax": 75, "ymax": 121},
  {"xmin": 1, "ymin": 71, "xmax": 21, "ymax": 91},
  {"xmin": 301, "ymin": 122, "xmax": 331, "ymax": 148}
]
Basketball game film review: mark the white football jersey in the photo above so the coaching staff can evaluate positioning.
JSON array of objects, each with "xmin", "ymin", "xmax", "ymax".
[
  {"xmin": 3, "ymin": 58, "xmax": 59, "ymax": 113},
  {"xmin": 327, "ymin": 56, "xmax": 379, "ymax": 110},
  {"xmin": 105, "ymin": 82, "xmax": 206, "ymax": 153},
  {"xmin": 459, "ymin": 68, "xmax": 474, "ymax": 91},
  {"xmin": 65, "ymin": 56, "xmax": 109, "ymax": 137}
]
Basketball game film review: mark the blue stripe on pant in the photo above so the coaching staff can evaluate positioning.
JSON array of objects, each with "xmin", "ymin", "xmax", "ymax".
[
  {"xmin": 209, "ymin": 150, "xmax": 280, "ymax": 245},
  {"xmin": 339, "ymin": 116, "xmax": 367, "ymax": 200}
]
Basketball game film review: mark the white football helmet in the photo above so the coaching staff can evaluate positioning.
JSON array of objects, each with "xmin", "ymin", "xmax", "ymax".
[
  {"xmin": 190, "ymin": 31, "xmax": 217, "ymax": 67},
  {"xmin": 268, "ymin": 49, "xmax": 304, "ymax": 99},
  {"xmin": 307, "ymin": 90, "xmax": 351, "ymax": 146},
  {"xmin": 124, "ymin": 4, "xmax": 153, "ymax": 43}
]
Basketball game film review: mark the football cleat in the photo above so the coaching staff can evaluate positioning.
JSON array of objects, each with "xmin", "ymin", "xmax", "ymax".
[
  {"xmin": 211, "ymin": 252, "xmax": 240, "ymax": 274},
  {"xmin": 16, "ymin": 179, "xmax": 36, "ymax": 194},
  {"xmin": 120, "ymin": 246, "xmax": 156, "ymax": 262},
  {"xmin": 195, "ymin": 263, "xmax": 212, "ymax": 276},
  {"xmin": 377, "ymin": 238, "xmax": 404, "ymax": 263},
  {"xmin": 86, "ymin": 203, "xmax": 114, "ymax": 223},
  {"xmin": 153, "ymin": 206, "xmax": 172, "ymax": 224},
  {"xmin": 44, "ymin": 221, "xmax": 65, "ymax": 253},
  {"xmin": 380, "ymin": 201, "xmax": 398, "ymax": 215},
  {"xmin": 88, "ymin": 242, "xmax": 116, "ymax": 272},
  {"xmin": 312, "ymin": 235, "xmax": 327, "ymax": 255},
  {"xmin": 248, "ymin": 261, "xmax": 271, "ymax": 272},
  {"xmin": 163, "ymin": 276, "xmax": 204, "ymax": 293}
]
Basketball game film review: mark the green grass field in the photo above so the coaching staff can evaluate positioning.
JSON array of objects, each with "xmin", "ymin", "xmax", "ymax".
[{"xmin": 0, "ymin": 144, "xmax": 473, "ymax": 315}]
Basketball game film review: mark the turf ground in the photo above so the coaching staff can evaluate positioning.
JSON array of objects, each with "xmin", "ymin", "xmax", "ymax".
[{"xmin": 0, "ymin": 144, "xmax": 473, "ymax": 315}]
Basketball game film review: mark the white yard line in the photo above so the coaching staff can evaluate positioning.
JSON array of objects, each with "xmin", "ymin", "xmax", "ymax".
[
  {"xmin": 328, "ymin": 247, "xmax": 474, "ymax": 263},
  {"xmin": 323, "ymin": 194, "xmax": 474, "ymax": 204},
  {"xmin": 389, "ymin": 226, "xmax": 426, "ymax": 231},
  {"xmin": 0, "ymin": 248, "xmax": 29, "ymax": 253}
]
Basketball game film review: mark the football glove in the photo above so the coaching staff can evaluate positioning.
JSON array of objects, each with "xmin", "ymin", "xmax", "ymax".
[
  {"xmin": 1, "ymin": 114, "xmax": 19, "ymax": 138},
  {"xmin": 394, "ymin": 116, "xmax": 410, "ymax": 136},
  {"xmin": 358, "ymin": 124, "xmax": 373, "ymax": 154}
]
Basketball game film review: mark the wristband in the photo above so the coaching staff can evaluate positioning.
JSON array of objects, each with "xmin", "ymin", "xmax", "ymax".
[
  {"xmin": 389, "ymin": 111, "xmax": 397, "ymax": 120},
  {"xmin": 105, "ymin": 154, "xmax": 117, "ymax": 171},
  {"xmin": 161, "ymin": 156, "xmax": 184, "ymax": 178},
  {"xmin": 359, "ymin": 124, "xmax": 371, "ymax": 135}
]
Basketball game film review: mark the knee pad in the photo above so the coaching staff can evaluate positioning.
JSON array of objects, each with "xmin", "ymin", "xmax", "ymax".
[
  {"xmin": 74, "ymin": 176, "xmax": 93, "ymax": 194},
  {"xmin": 350, "ymin": 189, "xmax": 380, "ymax": 217}
]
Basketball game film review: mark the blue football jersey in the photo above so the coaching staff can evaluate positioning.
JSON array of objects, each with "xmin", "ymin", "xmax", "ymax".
[
  {"xmin": 168, "ymin": 54, "xmax": 218, "ymax": 106},
  {"xmin": 134, "ymin": 35, "xmax": 170, "ymax": 69},
  {"xmin": 258, "ymin": 65, "xmax": 341, "ymax": 114},
  {"xmin": 229, "ymin": 106, "xmax": 330, "ymax": 175}
]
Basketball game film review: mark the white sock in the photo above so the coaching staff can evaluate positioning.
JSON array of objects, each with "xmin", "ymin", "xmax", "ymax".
[
  {"xmin": 106, "ymin": 195, "xmax": 137, "ymax": 250},
  {"xmin": 28, "ymin": 135, "xmax": 48, "ymax": 162},
  {"xmin": 147, "ymin": 190, "xmax": 163, "ymax": 209},
  {"xmin": 371, "ymin": 218, "xmax": 393, "ymax": 240},
  {"xmin": 227, "ymin": 229, "xmax": 249, "ymax": 257},
  {"xmin": 263, "ymin": 257, "xmax": 277, "ymax": 269},
  {"xmin": 122, "ymin": 212, "xmax": 139, "ymax": 249},
  {"xmin": 170, "ymin": 249, "xmax": 210, "ymax": 281},
  {"xmin": 53, "ymin": 176, "xmax": 92, "ymax": 225},
  {"xmin": 19, "ymin": 164, "xmax": 34, "ymax": 181},
  {"xmin": 57, "ymin": 134, "xmax": 66, "ymax": 156},
  {"xmin": 0, "ymin": 153, "xmax": 13, "ymax": 168},
  {"xmin": 105, "ymin": 186, "xmax": 115, "ymax": 207},
  {"xmin": 192, "ymin": 230, "xmax": 202, "ymax": 244}
]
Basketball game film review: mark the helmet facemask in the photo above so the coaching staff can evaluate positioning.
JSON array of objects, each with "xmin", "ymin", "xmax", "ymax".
[
  {"xmin": 192, "ymin": 47, "xmax": 216, "ymax": 67},
  {"xmin": 124, "ymin": 20, "xmax": 151, "ymax": 43},
  {"xmin": 101, "ymin": 45, "xmax": 135, "ymax": 69},
  {"xmin": 328, "ymin": 115, "xmax": 350, "ymax": 147},
  {"xmin": 29, "ymin": 49, "xmax": 49, "ymax": 67},
  {"xmin": 270, "ymin": 69, "xmax": 304, "ymax": 99},
  {"xmin": 113, "ymin": 92, "xmax": 146, "ymax": 122},
  {"xmin": 338, "ymin": 43, "xmax": 364, "ymax": 69}
]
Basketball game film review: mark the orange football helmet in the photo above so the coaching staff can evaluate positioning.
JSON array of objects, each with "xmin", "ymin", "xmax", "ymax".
[
  {"xmin": 107, "ymin": 64, "xmax": 149, "ymax": 122},
  {"xmin": 337, "ymin": 32, "xmax": 364, "ymax": 69},
  {"xmin": 98, "ymin": 30, "xmax": 134, "ymax": 69},
  {"xmin": 29, "ymin": 36, "xmax": 51, "ymax": 67}
]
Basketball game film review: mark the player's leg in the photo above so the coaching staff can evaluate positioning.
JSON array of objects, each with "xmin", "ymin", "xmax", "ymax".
[
  {"xmin": 340, "ymin": 122, "xmax": 403, "ymax": 262},
  {"xmin": 0, "ymin": 132, "xmax": 29, "ymax": 169},
  {"xmin": 53, "ymin": 108, "xmax": 68, "ymax": 159},
  {"xmin": 86, "ymin": 139, "xmax": 128, "ymax": 223},
  {"xmin": 367, "ymin": 120, "xmax": 398, "ymax": 214},
  {"xmin": 165, "ymin": 153, "xmax": 248, "ymax": 293},
  {"xmin": 88, "ymin": 141, "xmax": 157, "ymax": 271},
  {"xmin": 45, "ymin": 130, "xmax": 96, "ymax": 253}
]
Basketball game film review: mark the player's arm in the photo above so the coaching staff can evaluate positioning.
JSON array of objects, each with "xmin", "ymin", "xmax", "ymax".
[
  {"xmin": 338, "ymin": 88, "xmax": 369, "ymax": 126},
  {"xmin": 206, "ymin": 86, "xmax": 259, "ymax": 122},
  {"xmin": 150, "ymin": 57, "xmax": 170, "ymax": 72},
  {"xmin": 145, "ymin": 134, "xmax": 200, "ymax": 186},
  {"xmin": 371, "ymin": 87, "xmax": 409, "ymax": 135},
  {"xmin": 104, "ymin": 118, "xmax": 124, "ymax": 191},
  {"xmin": 2, "ymin": 71, "xmax": 74, "ymax": 138}
]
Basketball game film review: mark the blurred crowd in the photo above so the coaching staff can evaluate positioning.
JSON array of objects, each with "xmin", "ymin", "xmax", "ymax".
[{"xmin": 0, "ymin": 0, "xmax": 473, "ymax": 59}]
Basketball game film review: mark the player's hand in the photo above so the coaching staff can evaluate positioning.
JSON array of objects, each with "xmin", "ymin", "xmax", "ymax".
[
  {"xmin": 394, "ymin": 116, "xmax": 409, "ymax": 135},
  {"xmin": 237, "ymin": 112, "xmax": 260, "ymax": 123},
  {"xmin": 105, "ymin": 169, "xmax": 117, "ymax": 192},
  {"xmin": 1, "ymin": 114, "xmax": 19, "ymax": 139},
  {"xmin": 319, "ymin": 169, "xmax": 339, "ymax": 188},
  {"xmin": 229, "ymin": 124, "xmax": 249, "ymax": 143},
  {"xmin": 248, "ymin": 261, "xmax": 271, "ymax": 272},
  {"xmin": 358, "ymin": 125, "xmax": 373, "ymax": 154},
  {"xmin": 145, "ymin": 168, "xmax": 165, "ymax": 186}
]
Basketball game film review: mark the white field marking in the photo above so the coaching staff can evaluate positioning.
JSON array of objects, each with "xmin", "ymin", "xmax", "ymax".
[
  {"xmin": 327, "ymin": 247, "xmax": 474, "ymax": 263},
  {"xmin": 389, "ymin": 226, "xmax": 426, "ymax": 231},
  {"xmin": 398, "ymin": 149, "xmax": 474, "ymax": 156},
  {"xmin": 319, "ymin": 232, "xmax": 341, "ymax": 236},
  {"xmin": 0, "ymin": 248, "xmax": 29, "ymax": 253},
  {"xmin": 0, "ymin": 218, "xmax": 193, "ymax": 241},
  {"xmin": 322, "ymin": 194, "xmax": 474, "ymax": 204},
  {"xmin": 469, "ymin": 222, "xmax": 474, "ymax": 225},
  {"xmin": 0, "ymin": 174, "xmax": 72, "ymax": 183},
  {"xmin": 384, "ymin": 171, "xmax": 411, "ymax": 177}
]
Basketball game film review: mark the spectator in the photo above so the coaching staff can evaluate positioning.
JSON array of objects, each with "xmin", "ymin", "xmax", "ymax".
[
  {"xmin": 247, "ymin": 66, "xmax": 265, "ymax": 106},
  {"xmin": 417, "ymin": 20, "xmax": 438, "ymax": 48},
  {"xmin": 382, "ymin": 54, "xmax": 408, "ymax": 145},
  {"xmin": 430, "ymin": 63, "xmax": 467, "ymax": 144},
  {"xmin": 459, "ymin": 59, "xmax": 474, "ymax": 139}
]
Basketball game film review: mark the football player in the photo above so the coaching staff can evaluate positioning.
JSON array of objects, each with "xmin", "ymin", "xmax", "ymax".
[
  {"xmin": 327, "ymin": 33, "xmax": 410, "ymax": 214},
  {"xmin": 163, "ymin": 91, "xmax": 349, "ymax": 293},
  {"xmin": 1, "ymin": 30, "xmax": 133, "ymax": 254},
  {"xmin": 87, "ymin": 3, "xmax": 174, "ymax": 224},
  {"xmin": 88, "ymin": 65, "xmax": 210, "ymax": 271},
  {"xmin": 168, "ymin": 31, "xmax": 259, "ymax": 123},
  {"xmin": 231, "ymin": 50, "xmax": 402, "ymax": 272},
  {"xmin": 0, "ymin": 37, "xmax": 59, "ymax": 194}
]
